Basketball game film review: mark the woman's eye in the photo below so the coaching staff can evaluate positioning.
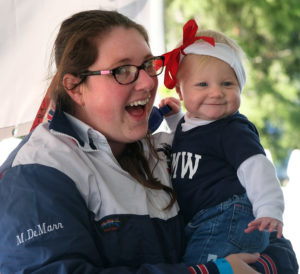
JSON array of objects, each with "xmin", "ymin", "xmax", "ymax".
[
  {"xmin": 116, "ymin": 66, "xmax": 133, "ymax": 75},
  {"xmin": 198, "ymin": 82, "xmax": 207, "ymax": 87}
]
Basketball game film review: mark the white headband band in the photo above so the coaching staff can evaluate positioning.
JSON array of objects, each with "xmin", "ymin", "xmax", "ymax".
[{"xmin": 180, "ymin": 42, "xmax": 246, "ymax": 90}]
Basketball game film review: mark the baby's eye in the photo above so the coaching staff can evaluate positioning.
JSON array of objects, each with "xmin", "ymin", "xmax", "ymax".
[
  {"xmin": 222, "ymin": 81, "xmax": 232, "ymax": 86},
  {"xmin": 198, "ymin": 82, "xmax": 207, "ymax": 87}
]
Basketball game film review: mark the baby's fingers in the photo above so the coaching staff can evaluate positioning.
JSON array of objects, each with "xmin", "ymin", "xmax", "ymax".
[
  {"xmin": 256, "ymin": 218, "xmax": 283, "ymax": 238},
  {"xmin": 244, "ymin": 220, "xmax": 260, "ymax": 233},
  {"xmin": 258, "ymin": 219, "xmax": 271, "ymax": 232},
  {"xmin": 267, "ymin": 220, "xmax": 283, "ymax": 238}
]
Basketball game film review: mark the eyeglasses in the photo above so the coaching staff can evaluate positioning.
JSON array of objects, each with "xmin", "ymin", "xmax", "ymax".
[{"xmin": 79, "ymin": 56, "xmax": 165, "ymax": 85}]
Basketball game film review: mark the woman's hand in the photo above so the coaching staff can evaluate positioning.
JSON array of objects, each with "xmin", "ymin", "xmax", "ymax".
[{"xmin": 225, "ymin": 253, "xmax": 260, "ymax": 273}]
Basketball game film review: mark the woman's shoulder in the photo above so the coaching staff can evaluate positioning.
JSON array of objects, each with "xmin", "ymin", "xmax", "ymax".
[{"xmin": 12, "ymin": 123, "xmax": 78, "ymax": 167}]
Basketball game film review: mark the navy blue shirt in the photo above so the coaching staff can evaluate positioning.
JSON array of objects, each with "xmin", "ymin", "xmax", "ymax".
[{"xmin": 171, "ymin": 112, "xmax": 266, "ymax": 223}]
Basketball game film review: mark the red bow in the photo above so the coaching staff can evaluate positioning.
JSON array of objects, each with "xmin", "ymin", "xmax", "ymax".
[{"xmin": 163, "ymin": 19, "xmax": 215, "ymax": 89}]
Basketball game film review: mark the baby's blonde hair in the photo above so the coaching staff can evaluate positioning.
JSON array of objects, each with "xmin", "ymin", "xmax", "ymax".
[
  {"xmin": 195, "ymin": 29, "xmax": 245, "ymax": 60},
  {"xmin": 176, "ymin": 29, "xmax": 245, "ymax": 61},
  {"xmin": 176, "ymin": 29, "xmax": 246, "ymax": 81}
]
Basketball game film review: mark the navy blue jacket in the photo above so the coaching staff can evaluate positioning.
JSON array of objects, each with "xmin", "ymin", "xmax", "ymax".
[{"xmin": 0, "ymin": 109, "xmax": 208, "ymax": 273}]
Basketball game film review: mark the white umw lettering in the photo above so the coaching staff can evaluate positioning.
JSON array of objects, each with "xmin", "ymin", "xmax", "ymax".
[
  {"xmin": 172, "ymin": 152, "xmax": 202, "ymax": 179},
  {"xmin": 181, "ymin": 152, "xmax": 201, "ymax": 179},
  {"xmin": 171, "ymin": 152, "xmax": 181, "ymax": 179}
]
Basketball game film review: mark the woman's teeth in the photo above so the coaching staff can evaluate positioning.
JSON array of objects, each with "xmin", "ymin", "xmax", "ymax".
[{"xmin": 128, "ymin": 97, "xmax": 150, "ymax": 107}]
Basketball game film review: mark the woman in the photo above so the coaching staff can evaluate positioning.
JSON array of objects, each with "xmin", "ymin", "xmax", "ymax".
[{"xmin": 0, "ymin": 10, "xmax": 297, "ymax": 273}]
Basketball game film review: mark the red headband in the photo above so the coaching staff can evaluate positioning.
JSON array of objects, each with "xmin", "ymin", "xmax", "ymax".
[{"xmin": 163, "ymin": 19, "xmax": 215, "ymax": 89}]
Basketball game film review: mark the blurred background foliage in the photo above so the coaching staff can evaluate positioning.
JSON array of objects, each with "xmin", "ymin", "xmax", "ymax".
[{"xmin": 160, "ymin": 0, "xmax": 300, "ymax": 177}]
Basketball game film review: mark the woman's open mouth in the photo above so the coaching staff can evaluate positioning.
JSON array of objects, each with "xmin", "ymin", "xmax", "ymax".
[{"xmin": 125, "ymin": 97, "xmax": 150, "ymax": 117}]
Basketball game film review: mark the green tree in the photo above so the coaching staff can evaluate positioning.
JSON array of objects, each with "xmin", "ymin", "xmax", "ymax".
[{"xmin": 162, "ymin": 0, "xmax": 300, "ymax": 169}]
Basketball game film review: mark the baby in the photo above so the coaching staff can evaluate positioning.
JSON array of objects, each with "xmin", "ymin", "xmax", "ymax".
[{"xmin": 159, "ymin": 19, "xmax": 284, "ymax": 264}]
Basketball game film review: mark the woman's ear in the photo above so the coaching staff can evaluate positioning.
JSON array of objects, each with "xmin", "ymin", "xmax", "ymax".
[
  {"xmin": 175, "ymin": 84, "xmax": 183, "ymax": 101},
  {"xmin": 63, "ymin": 74, "xmax": 85, "ymax": 106}
]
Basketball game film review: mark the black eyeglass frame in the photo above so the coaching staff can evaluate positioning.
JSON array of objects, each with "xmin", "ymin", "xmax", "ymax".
[{"xmin": 79, "ymin": 56, "xmax": 165, "ymax": 85}]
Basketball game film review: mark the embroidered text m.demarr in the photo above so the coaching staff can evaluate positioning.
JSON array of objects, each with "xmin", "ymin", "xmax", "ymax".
[{"xmin": 16, "ymin": 222, "xmax": 64, "ymax": 245}]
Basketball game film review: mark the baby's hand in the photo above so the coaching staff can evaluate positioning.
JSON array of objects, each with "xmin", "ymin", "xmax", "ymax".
[
  {"xmin": 159, "ymin": 97, "xmax": 181, "ymax": 116},
  {"xmin": 244, "ymin": 217, "xmax": 283, "ymax": 238}
]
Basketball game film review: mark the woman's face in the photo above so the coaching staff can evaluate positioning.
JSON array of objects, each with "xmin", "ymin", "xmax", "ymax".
[{"xmin": 75, "ymin": 27, "xmax": 157, "ymax": 155}]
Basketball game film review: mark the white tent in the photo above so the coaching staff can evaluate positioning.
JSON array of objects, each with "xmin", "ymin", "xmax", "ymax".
[{"xmin": 0, "ymin": 0, "xmax": 164, "ymax": 140}]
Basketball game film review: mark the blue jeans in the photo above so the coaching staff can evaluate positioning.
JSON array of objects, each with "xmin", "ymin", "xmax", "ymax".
[{"xmin": 183, "ymin": 193, "xmax": 269, "ymax": 265}]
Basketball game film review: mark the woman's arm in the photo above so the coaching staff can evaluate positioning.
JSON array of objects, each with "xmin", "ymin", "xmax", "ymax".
[{"xmin": 251, "ymin": 232, "xmax": 299, "ymax": 274}]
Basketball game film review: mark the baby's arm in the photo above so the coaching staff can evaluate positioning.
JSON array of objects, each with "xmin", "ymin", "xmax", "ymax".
[
  {"xmin": 158, "ymin": 97, "xmax": 183, "ymax": 133},
  {"xmin": 148, "ymin": 97, "xmax": 182, "ymax": 133},
  {"xmin": 158, "ymin": 96, "xmax": 181, "ymax": 116},
  {"xmin": 245, "ymin": 217, "xmax": 283, "ymax": 238},
  {"xmin": 237, "ymin": 154, "xmax": 284, "ymax": 238}
]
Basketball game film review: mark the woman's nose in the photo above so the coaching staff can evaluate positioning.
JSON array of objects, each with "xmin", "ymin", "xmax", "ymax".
[{"xmin": 135, "ymin": 69, "xmax": 156, "ymax": 91}]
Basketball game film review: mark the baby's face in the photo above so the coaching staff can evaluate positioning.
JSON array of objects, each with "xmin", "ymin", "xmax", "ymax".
[{"xmin": 176, "ymin": 55, "xmax": 241, "ymax": 121}]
